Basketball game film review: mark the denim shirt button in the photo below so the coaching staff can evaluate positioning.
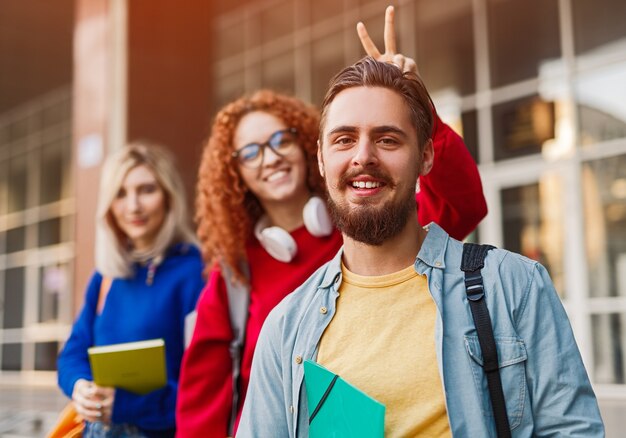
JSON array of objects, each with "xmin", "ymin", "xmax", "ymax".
[
  {"xmin": 320, "ymin": 306, "xmax": 328, "ymax": 314},
  {"xmin": 435, "ymin": 261, "xmax": 442, "ymax": 267},
  {"xmin": 290, "ymin": 405, "xmax": 295, "ymax": 414},
  {"xmin": 295, "ymin": 355, "xmax": 303, "ymax": 364}
]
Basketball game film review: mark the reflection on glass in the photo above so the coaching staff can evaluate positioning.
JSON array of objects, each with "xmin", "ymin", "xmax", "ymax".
[
  {"xmin": 39, "ymin": 264, "xmax": 69, "ymax": 323},
  {"xmin": 262, "ymin": 51, "xmax": 295, "ymax": 96},
  {"xmin": 501, "ymin": 176, "xmax": 565, "ymax": 296},
  {"xmin": 1, "ymin": 343, "xmax": 21, "ymax": 371},
  {"xmin": 492, "ymin": 95, "xmax": 556, "ymax": 161},
  {"xmin": 572, "ymin": 0, "xmax": 626, "ymax": 55},
  {"xmin": 487, "ymin": 0, "xmax": 560, "ymax": 87},
  {"xmin": 592, "ymin": 313, "xmax": 625, "ymax": 384},
  {"xmin": 4, "ymin": 267, "xmax": 25, "ymax": 329},
  {"xmin": 416, "ymin": 0, "xmax": 475, "ymax": 95},
  {"xmin": 35, "ymin": 342, "xmax": 59, "ymax": 371},
  {"xmin": 576, "ymin": 60, "xmax": 626, "ymax": 145},
  {"xmin": 312, "ymin": 32, "xmax": 345, "ymax": 106},
  {"xmin": 583, "ymin": 155, "xmax": 626, "ymax": 298}
]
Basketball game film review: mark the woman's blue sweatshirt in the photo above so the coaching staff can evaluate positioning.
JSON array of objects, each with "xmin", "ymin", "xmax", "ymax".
[{"xmin": 57, "ymin": 243, "xmax": 204, "ymax": 435}]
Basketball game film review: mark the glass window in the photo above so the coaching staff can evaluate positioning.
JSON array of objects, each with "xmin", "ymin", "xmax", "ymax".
[
  {"xmin": 0, "ymin": 161, "xmax": 7, "ymax": 215},
  {"xmin": 1, "ymin": 343, "xmax": 22, "ymax": 371},
  {"xmin": 572, "ymin": 0, "xmax": 626, "ymax": 55},
  {"xmin": 416, "ymin": 0, "xmax": 475, "ymax": 95},
  {"xmin": 461, "ymin": 109, "xmax": 479, "ymax": 162},
  {"xmin": 575, "ymin": 60, "xmax": 626, "ymax": 146},
  {"xmin": 501, "ymin": 176, "xmax": 565, "ymax": 296},
  {"xmin": 217, "ymin": 19, "xmax": 247, "ymax": 59},
  {"xmin": 311, "ymin": 32, "xmax": 345, "ymax": 107},
  {"xmin": 582, "ymin": 155, "xmax": 626, "ymax": 298},
  {"xmin": 487, "ymin": 0, "xmax": 561, "ymax": 87},
  {"xmin": 9, "ymin": 119, "xmax": 28, "ymax": 141},
  {"xmin": 262, "ymin": 51, "xmax": 295, "ymax": 95},
  {"xmin": 40, "ymin": 140, "xmax": 64, "ymax": 204},
  {"xmin": 3, "ymin": 267, "xmax": 25, "ymax": 329},
  {"xmin": 35, "ymin": 342, "xmax": 59, "ymax": 371},
  {"xmin": 311, "ymin": 0, "xmax": 343, "ymax": 24},
  {"xmin": 260, "ymin": 1, "xmax": 294, "ymax": 45},
  {"xmin": 42, "ymin": 99, "xmax": 69, "ymax": 127},
  {"xmin": 8, "ymin": 153, "xmax": 28, "ymax": 213},
  {"xmin": 38, "ymin": 218, "xmax": 62, "ymax": 247},
  {"xmin": 592, "ymin": 313, "xmax": 625, "ymax": 384},
  {"xmin": 214, "ymin": 71, "xmax": 245, "ymax": 114},
  {"xmin": 6, "ymin": 226, "xmax": 26, "ymax": 253},
  {"xmin": 492, "ymin": 94, "xmax": 556, "ymax": 161},
  {"xmin": 39, "ymin": 264, "xmax": 70, "ymax": 323}
]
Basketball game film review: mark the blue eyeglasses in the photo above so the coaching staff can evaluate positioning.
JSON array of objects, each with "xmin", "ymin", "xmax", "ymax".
[{"xmin": 232, "ymin": 128, "xmax": 299, "ymax": 168}]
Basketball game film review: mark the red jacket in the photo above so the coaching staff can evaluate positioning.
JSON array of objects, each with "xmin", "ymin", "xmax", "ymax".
[{"xmin": 176, "ymin": 116, "xmax": 487, "ymax": 437}]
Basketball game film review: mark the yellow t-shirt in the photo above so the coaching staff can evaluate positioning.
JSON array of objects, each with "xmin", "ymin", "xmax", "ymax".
[{"xmin": 317, "ymin": 263, "xmax": 451, "ymax": 438}]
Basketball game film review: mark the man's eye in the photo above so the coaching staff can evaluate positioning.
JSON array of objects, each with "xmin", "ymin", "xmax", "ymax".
[
  {"xmin": 335, "ymin": 137, "xmax": 354, "ymax": 145},
  {"xmin": 378, "ymin": 137, "xmax": 398, "ymax": 145}
]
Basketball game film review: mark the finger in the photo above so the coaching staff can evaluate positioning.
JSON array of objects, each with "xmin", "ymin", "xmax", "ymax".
[
  {"xmin": 383, "ymin": 5, "xmax": 397, "ymax": 54},
  {"xmin": 357, "ymin": 22, "xmax": 381, "ymax": 58},
  {"xmin": 404, "ymin": 57, "xmax": 419, "ymax": 74},
  {"xmin": 392, "ymin": 54, "xmax": 406, "ymax": 71},
  {"xmin": 74, "ymin": 401, "xmax": 104, "ymax": 423}
]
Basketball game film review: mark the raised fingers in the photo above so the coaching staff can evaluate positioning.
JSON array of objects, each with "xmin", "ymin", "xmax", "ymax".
[
  {"xmin": 383, "ymin": 6, "xmax": 397, "ymax": 55},
  {"xmin": 357, "ymin": 21, "xmax": 381, "ymax": 58}
]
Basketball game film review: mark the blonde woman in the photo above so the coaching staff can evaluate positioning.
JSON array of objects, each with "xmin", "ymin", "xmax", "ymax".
[{"xmin": 57, "ymin": 142, "xmax": 204, "ymax": 437}]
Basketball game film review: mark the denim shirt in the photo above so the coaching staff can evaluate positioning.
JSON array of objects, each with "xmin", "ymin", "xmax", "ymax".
[{"xmin": 237, "ymin": 223, "xmax": 604, "ymax": 437}]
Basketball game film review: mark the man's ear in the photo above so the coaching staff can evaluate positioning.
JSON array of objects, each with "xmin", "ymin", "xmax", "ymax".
[
  {"xmin": 317, "ymin": 140, "xmax": 325, "ymax": 178},
  {"xmin": 419, "ymin": 139, "xmax": 434, "ymax": 176}
]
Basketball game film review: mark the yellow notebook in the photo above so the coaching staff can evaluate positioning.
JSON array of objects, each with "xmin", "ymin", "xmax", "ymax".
[{"xmin": 88, "ymin": 338, "xmax": 167, "ymax": 395}]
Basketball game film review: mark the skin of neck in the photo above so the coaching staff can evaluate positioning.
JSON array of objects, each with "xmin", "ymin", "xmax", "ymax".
[
  {"xmin": 341, "ymin": 209, "xmax": 427, "ymax": 276},
  {"xmin": 260, "ymin": 193, "xmax": 310, "ymax": 232}
]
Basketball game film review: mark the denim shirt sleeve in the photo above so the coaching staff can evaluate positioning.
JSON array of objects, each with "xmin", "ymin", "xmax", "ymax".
[
  {"xmin": 237, "ymin": 304, "xmax": 291, "ymax": 437},
  {"xmin": 518, "ymin": 263, "xmax": 604, "ymax": 436}
]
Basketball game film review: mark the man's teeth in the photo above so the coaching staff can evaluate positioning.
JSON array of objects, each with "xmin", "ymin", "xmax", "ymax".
[
  {"xmin": 352, "ymin": 181, "xmax": 382, "ymax": 189},
  {"xmin": 267, "ymin": 170, "xmax": 287, "ymax": 182}
]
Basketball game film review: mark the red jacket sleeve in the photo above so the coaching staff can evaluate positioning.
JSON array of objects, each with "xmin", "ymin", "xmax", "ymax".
[
  {"xmin": 176, "ymin": 267, "xmax": 233, "ymax": 438},
  {"xmin": 416, "ymin": 113, "xmax": 487, "ymax": 240}
]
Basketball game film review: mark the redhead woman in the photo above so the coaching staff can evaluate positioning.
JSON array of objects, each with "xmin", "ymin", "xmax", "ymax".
[
  {"xmin": 57, "ymin": 143, "xmax": 204, "ymax": 437},
  {"xmin": 176, "ymin": 7, "xmax": 487, "ymax": 438}
]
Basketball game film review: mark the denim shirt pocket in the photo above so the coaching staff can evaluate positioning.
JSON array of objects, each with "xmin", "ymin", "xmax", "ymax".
[{"xmin": 464, "ymin": 335, "xmax": 528, "ymax": 430}]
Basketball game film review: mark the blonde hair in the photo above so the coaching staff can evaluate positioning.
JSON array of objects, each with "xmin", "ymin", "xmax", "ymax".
[{"xmin": 95, "ymin": 141, "xmax": 198, "ymax": 278}]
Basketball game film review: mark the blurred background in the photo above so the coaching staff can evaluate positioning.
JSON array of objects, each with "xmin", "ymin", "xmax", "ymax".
[{"xmin": 0, "ymin": 0, "xmax": 625, "ymax": 435}]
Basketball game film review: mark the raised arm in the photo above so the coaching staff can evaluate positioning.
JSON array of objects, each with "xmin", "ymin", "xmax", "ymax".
[
  {"xmin": 357, "ymin": 6, "xmax": 487, "ymax": 239},
  {"xmin": 176, "ymin": 267, "xmax": 235, "ymax": 437}
]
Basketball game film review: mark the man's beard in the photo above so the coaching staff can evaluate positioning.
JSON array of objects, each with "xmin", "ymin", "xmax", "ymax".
[{"xmin": 325, "ymin": 171, "xmax": 416, "ymax": 246}]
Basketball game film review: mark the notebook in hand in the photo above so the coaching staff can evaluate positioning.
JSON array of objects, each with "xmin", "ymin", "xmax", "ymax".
[
  {"xmin": 304, "ymin": 360, "xmax": 385, "ymax": 438},
  {"xmin": 88, "ymin": 338, "xmax": 167, "ymax": 395}
]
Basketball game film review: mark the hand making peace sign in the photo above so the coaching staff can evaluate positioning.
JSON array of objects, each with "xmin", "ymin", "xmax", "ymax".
[{"xmin": 356, "ymin": 5, "xmax": 419, "ymax": 75}]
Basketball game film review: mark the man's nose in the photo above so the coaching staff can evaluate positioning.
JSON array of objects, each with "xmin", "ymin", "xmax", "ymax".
[{"xmin": 352, "ymin": 138, "xmax": 378, "ymax": 167}]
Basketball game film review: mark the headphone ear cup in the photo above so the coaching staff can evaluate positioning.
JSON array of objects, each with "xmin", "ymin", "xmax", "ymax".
[
  {"xmin": 254, "ymin": 217, "xmax": 298, "ymax": 263},
  {"xmin": 303, "ymin": 196, "xmax": 334, "ymax": 237}
]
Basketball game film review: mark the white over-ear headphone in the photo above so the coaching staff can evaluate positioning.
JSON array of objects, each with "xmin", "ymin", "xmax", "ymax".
[{"xmin": 254, "ymin": 196, "xmax": 333, "ymax": 262}]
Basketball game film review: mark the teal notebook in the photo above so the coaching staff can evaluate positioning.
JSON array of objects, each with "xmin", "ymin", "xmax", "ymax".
[{"xmin": 304, "ymin": 360, "xmax": 385, "ymax": 438}]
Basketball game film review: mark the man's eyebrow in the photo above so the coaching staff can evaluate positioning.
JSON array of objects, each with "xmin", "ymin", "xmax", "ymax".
[
  {"xmin": 371, "ymin": 125, "xmax": 408, "ymax": 138},
  {"xmin": 327, "ymin": 126, "xmax": 358, "ymax": 136}
]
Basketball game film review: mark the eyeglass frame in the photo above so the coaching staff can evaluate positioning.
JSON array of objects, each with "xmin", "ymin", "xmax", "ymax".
[{"xmin": 231, "ymin": 128, "xmax": 299, "ymax": 168}]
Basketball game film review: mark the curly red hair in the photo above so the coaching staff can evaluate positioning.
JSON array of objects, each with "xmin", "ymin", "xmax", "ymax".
[{"xmin": 196, "ymin": 90, "xmax": 323, "ymax": 282}]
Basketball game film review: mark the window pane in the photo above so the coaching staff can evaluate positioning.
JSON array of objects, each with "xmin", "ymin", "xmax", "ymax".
[
  {"xmin": 38, "ymin": 218, "xmax": 62, "ymax": 247},
  {"xmin": 461, "ymin": 110, "xmax": 479, "ymax": 162},
  {"xmin": 40, "ymin": 140, "xmax": 64, "ymax": 204},
  {"xmin": 575, "ymin": 60, "xmax": 626, "ymax": 146},
  {"xmin": 311, "ymin": 0, "xmax": 343, "ymax": 24},
  {"xmin": 6, "ymin": 226, "xmax": 26, "ymax": 253},
  {"xmin": 8, "ymin": 153, "xmax": 28, "ymax": 213},
  {"xmin": 262, "ymin": 51, "xmax": 295, "ymax": 95},
  {"xmin": 583, "ymin": 155, "xmax": 626, "ymax": 298},
  {"xmin": 501, "ymin": 177, "xmax": 565, "ymax": 297},
  {"xmin": 217, "ymin": 20, "xmax": 247, "ymax": 59},
  {"xmin": 417, "ymin": 0, "xmax": 475, "ymax": 95},
  {"xmin": 487, "ymin": 0, "xmax": 561, "ymax": 87},
  {"xmin": 311, "ymin": 32, "xmax": 345, "ymax": 107},
  {"xmin": 572, "ymin": 0, "xmax": 626, "ymax": 55},
  {"xmin": 260, "ymin": 1, "xmax": 294, "ymax": 45},
  {"xmin": 592, "ymin": 313, "xmax": 625, "ymax": 384},
  {"xmin": 0, "ymin": 161, "xmax": 7, "ymax": 215},
  {"xmin": 39, "ymin": 264, "xmax": 70, "ymax": 323},
  {"xmin": 214, "ymin": 71, "xmax": 245, "ymax": 113},
  {"xmin": 492, "ymin": 95, "xmax": 555, "ymax": 161},
  {"xmin": 4, "ymin": 267, "xmax": 25, "ymax": 329},
  {"xmin": 1, "ymin": 343, "xmax": 22, "ymax": 371},
  {"xmin": 35, "ymin": 342, "xmax": 59, "ymax": 371}
]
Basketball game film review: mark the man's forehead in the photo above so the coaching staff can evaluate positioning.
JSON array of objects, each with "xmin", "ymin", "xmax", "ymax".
[{"xmin": 323, "ymin": 86, "xmax": 413, "ymax": 134}]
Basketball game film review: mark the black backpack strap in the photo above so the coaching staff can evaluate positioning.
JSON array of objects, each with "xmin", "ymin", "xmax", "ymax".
[
  {"xmin": 222, "ymin": 262, "xmax": 251, "ymax": 436},
  {"xmin": 461, "ymin": 243, "xmax": 511, "ymax": 438}
]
